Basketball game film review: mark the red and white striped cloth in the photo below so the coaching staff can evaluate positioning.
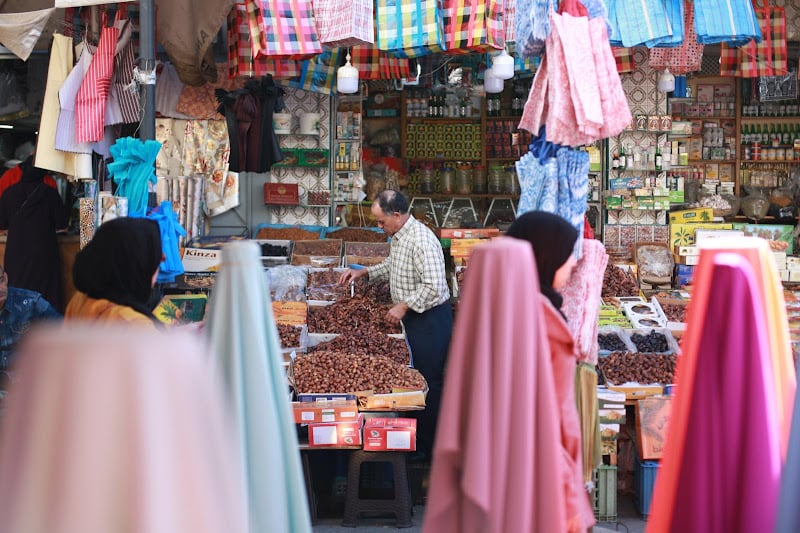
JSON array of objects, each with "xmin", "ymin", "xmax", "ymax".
[{"xmin": 75, "ymin": 23, "xmax": 118, "ymax": 143}]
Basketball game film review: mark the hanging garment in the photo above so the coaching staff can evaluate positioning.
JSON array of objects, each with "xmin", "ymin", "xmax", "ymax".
[
  {"xmin": 154, "ymin": 0, "xmax": 236, "ymax": 86},
  {"xmin": 647, "ymin": 251, "xmax": 782, "ymax": 533},
  {"xmin": 423, "ymin": 238, "xmax": 567, "ymax": 533},
  {"xmin": 75, "ymin": 22, "xmax": 119, "ymax": 143},
  {"xmin": 155, "ymin": 63, "xmax": 193, "ymax": 119},
  {"xmin": 588, "ymin": 14, "xmax": 633, "ymax": 139},
  {"xmin": 105, "ymin": 18, "xmax": 140, "ymax": 125},
  {"xmin": 107, "ymin": 137, "xmax": 162, "ymax": 217},
  {"xmin": 649, "ymin": 1, "xmax": 704, "ymax": 74},
  {"xmin": 693, "ymin": 0, "xmax": 761, "ymax": 45},
  {"xmin": 0, "ymin": 8, "xmax": 54, "ymax": 61},
  {"xmin": 148, "ymin": 201, "xmax": 187, "ymax": 284},
  {"xmin": 175, "ymin": 63, "xmax": 243, "ymax": 120},
  {"xmin": 205, "ymin": 241, "xmax": 313, "ymax": 533},
  {"xmin": 574, "ymin": 363, "xmax": 602, "ymax": 486},
  {"xmin": 35, "ymin": 33, "xmax": 77, "ymax": 176},
  {"xmin": 155, "ymin": 118, "xmax": 189, "ymax": 178},
  {"xmin": 0, "ymin": 326, "xmax": 248, "ymax": 533},
  {"xmin": 55, "ymin": 45, "xmax": 94, "ymax": 155}
]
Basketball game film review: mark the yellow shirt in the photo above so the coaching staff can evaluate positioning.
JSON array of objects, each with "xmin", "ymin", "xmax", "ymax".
[{"xmin": 65, "ymin": 292, "xmax": 157, "ymax": 329}]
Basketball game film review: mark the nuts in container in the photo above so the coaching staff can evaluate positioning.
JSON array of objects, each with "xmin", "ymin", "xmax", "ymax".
[{"xmin": 308, "ymin": 190, "xmax": 331, "ymax": 206}]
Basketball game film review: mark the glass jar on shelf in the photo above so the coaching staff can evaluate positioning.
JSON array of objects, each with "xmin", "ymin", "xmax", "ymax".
[
  {"xmin": 488, "ymin": 165, "xmax": 504, "ymax": 194},
  {"xmin": 472, "ymin": 164, "xmax": 487, "ymax": 193},
  {"xmin": 455, "ymin": 163, "xmax": 473, "ymax": 195},
  {"xmin": 503, "ymin": 166, "xmax": 519, "ymax": 194},
  {"xmin": 419, "ymin": 164, "xmax": 435, "ymax": 194},
  {"xmin": 440, "ymin": 166, "xmax": 455, "ymax": 194}
]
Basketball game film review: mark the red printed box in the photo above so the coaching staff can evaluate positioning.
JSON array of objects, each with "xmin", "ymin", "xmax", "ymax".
[
  {"xmin": 292, "ymin": 400, "xmax": 359, "ymax": 424},
  {"xmin": 264, "ymin": 183, "xmax": 300, "ymax": 205},
  {"xmin": 307, "ymin": 414, "xmax": 364, "ymax": 447},
  {"xmin": 362, "ymin": 417, "xmax": 417, "ymax": 452}
]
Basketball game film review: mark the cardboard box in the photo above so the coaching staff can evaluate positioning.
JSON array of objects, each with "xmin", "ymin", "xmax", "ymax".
[
  {"xmin": 272, "ymin": 301, "xmax": 308, "ymax": 326},
  {"xmin": 182, "ymin": 247, "xmax": 222, "ymax": 272},
  {"xmin": 437, "ymin": 228, "xmax": 501, "ymax": 239},
  {"xmin": 307, "ymin": 414, "xmax": 364, "ymax": 447},
  {"xmin": 362, "ymin": 418, "xmax": 417, "ymax": 451},
  {"xmin": 668, "ymin": 207, "xmax": 714, "ymax": 224},
  {"xmin": 731, "ymin": 224, "xmax": 794, "ymax": 254},
  {"xmin": 599, "ymin": 406, "xmax": 627, "ymax": 424},
  {"xmin": 360, "ymin": 390, "xmax": 426, "ymax": 410},
  {"xmin": 636, "ymin": 397, "xmax": 672, "ymax": 460},
  {"xmin": 790, "ymin": 271, "xmax": 800, "ymax": 283},
  {"xmin": 787, "ymin": 256, "xmax": 800, "ymax": 270},
  {"xmin": 774, "ymin": 252, "xmax": 788, "ymax": 270},
  {"xmin": 607, "ymin": 384, "xmax": 664, "ymax": 400},
  {"xmin": 694, "ymin": 229, "xmax": 745, "ymax": 244},
  {"xmin": 669, "ymin": 223, "xmax": 733, "ymax": 249},
  {"xmin": 674, "ymin": 254, "xmax": 699, "ymax": 266},
  {"xmin": 675, "ymin": 245, "xmax": 698, "ymax": 256},
  {"xmin": 780, "ymin": 269, "xmax": 790, "ymax": 282},
  {"xmin": 292, "ymin": 400, "xmax": 359, "ymax": 424}
]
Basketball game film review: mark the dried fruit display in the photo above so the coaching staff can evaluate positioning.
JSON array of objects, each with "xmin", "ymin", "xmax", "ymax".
[
  {"xmin": 256, "ymin": 227, "xmax": 320, "ymax": 240},
  {"xmin": 293, "ymin": 239, "xmax": 343, "ymax": 257},
  {"xmin": 308, "ymin": 295, "xmax": 401, "ymax": 333},
  {"xmin": 659, "ymin": 302, "xmax": 687, "ymax": 322},
  {"xmin": 602, "ymin": 264, "xmax": 640, "ymax": 298},
  {"xmin": 277, "ymin": 324, "xmax": 303, "ymax": 348},
  {"xmin": 260, "ymin": 242, "xmax": 290, "ymax": 257},
  {"xmin": 598, "ymin": 333, "xmax": 627, "ymax": 352},
  {"xmin": 310, "ymin": 325, "xmax": 410, "ymax": 366},
  {"xmin": 327, "ymin": 228, "xmax": 388, "ymax": 243},
  {"xmin": 598, "ymin": 352, "xmax": 677, "ymax": 385},
  {"xmin": 630, "ymin": 330, "xmax": 670, "ymax": 353},
  {"xmin": 352, "ymin": 279, "xmax": 393, "ymax": 305},
  {"xmin": 293, "ymin": 351, "xmax": 427, "ymax": 394},
  {"xmin": 307, "ymin": 268, "xmax": 349, "ymax": 301}
]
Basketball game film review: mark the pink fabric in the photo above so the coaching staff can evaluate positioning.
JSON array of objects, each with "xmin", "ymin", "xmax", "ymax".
[
  {"xmin": 647, "ymin": 254, "xmax": 782, "ymax": 533},
  {"xmin": 588, "ymin": 15, "xmax": 633, "ymax": 139},
  {"xmin": 0, "ymin": 325, "xmax": 247, "ymax": 533},
  {"xmin": 542, "ymin": 300, "xmax": 596, "ymax": 532},
  {"xmin": 561, "ymin": 239, "xmax": 609, "ymax": 364},
  {"xmin": 519, "ymin": 53, "xmax": 548, "ymax": 135},
  {"xmin": 423, "ymin": 237, "xmax": 567, "ymax": 533},
  {"xmin": 75, "ymin": 23, "xmax": 118, "ymax": 143},
  {"xmin": 543, "ymin": 16, "xmax": 583, "ymax": 147}
]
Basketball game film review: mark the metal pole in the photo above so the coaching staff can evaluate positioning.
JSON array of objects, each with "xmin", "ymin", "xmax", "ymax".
[{"xmin": 139, "ymin": 0, "xmax": 156, "ymax": 141}]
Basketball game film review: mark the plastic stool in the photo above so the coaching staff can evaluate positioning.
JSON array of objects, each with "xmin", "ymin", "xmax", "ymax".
[{"xmin": 342, "ymin": 450, "xmax": 412, "ymax": 528}]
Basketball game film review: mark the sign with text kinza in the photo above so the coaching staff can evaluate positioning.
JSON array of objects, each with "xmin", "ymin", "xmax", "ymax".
[{"xmin": 181, "ymin": 248, "xmax": 222, "ymax": 272}]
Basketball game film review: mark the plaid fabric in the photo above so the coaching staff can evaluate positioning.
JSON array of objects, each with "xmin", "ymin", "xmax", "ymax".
[
  {"xmin": 285, "ymin": 49, "xmax": 341, "ymax": 94},
  {"xmin": 694, "ymin": 0, "xmax": 760, "ymax": 45},
  {"xmin": 649, "ymin": 0, "xmax": 703, "ymax": 73},
  {"xmin": 313, "ymin": 0, "xmax": 374, "ymax": 47},
  {"xmin": 504, "ymin": 0, "xmax": 515, "ymax": 42},
  {"xmin": 442, "ymin": 0, "xmax": 504, "ymax": 55},
  {"xmin": 227, "ymin": 5, "xmax": 300, "ymax": 79},
  {"xmin": 254, "ymin": 0, "xmax": 322, "ymax": 60},
  {"xmin": 375, "ymin": 0, "xmax": 445, "ymax": 58},
  {"xmin": 612, "ymin": 47, "xmax": 636, "ymax": 73},
  {"xmin": 351, "ymin": 45, "xmax": 411, "ymax": 79},
  {"xmin": 720, "ymin": 2, "xmax": 788, "ymax": 78}
]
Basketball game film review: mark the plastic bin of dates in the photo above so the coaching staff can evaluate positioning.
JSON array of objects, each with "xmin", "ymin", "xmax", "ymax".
[
  {"xmin": 344, "ymin": 242, "xmax": 391, "ymax": 257},
  {"xmin": 293, "ymin": 239, "xmax": 343, "ymax": 257},
  {"xmin": 627, "ymin": 328, "xmax": 680, "ymax": 355},
  {"xmin": 324, "ymin": 227, "xmax": 388, "ymax": 242},
  {"xmin": 307, "ymin": 267, "xmax": 350, "ymax": 301},
  {"xmin": 598, "ymin": 351, "xmax": 677, "ymax": 386},
  {"xmin": 307, "ymin": 326, "xmax": 410, "ymax": 366},
  {"xmin": 307, "ymin": 296, "xmax": 402, "ymax": 334},
  {"xmin": 277, "ymin": 324, "xmax": 308, "ymax": 365},
  {"xmin": 597, "ymin": 325, "xmax": 637, "ymax": 354}
]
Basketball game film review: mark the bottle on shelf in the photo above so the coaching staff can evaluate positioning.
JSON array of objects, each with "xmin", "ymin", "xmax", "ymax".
[
  {"xmin": 612, "ymin": 150, "xmax": 620, "ymax": 169},
  {"xmin": 782, "ymin": 124, "xmax": 791, "ymax": 145},
  {"xmin": 655, "ymin": 144, "xmax": 663, "ymax": 171},
  {"xmin": 618, "ymin": 143, "xmax": 627, "ymax": 170}
]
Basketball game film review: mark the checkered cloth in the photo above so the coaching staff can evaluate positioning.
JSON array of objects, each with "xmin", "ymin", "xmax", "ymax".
[
  {"xmin": 649, "ymin": 0, "xmax": 703, "ymax": 74},
  {"xmin": 350, "ymin": 45, "xmax": 411, "ymax": 79},
  {"xmin": 442, "ymin": 0, "xmax": 504, "ymax": 55},
  {"xmin": 227, "ymin": 5, "xmax": 300, "ymax": 79},
  {"xmin": 286, "ymin": 49, "xmax": 341, "ymax": 94},
  {"xmin": 720, "ymin": 1, "xmax": 788, "ymax": 78},
  {"xmin": 612, "ymin": 47, "xmax": 636, "ymax": 74},
  {"xmin": 313, "ymin": 0, "xmax": 374, "ymax": 47},
  {"xmin": 252, "ymin": 0, "xmax": 322, "ymax": 60},
  {"xmin": 375, "ymin": 0, "xmax": 445, "ymax": 58}
]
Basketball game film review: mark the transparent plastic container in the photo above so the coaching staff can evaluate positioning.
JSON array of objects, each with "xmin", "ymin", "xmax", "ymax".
[{"xmin": 455, "ymin": 165, "xmax": 473, "ymax": 195}]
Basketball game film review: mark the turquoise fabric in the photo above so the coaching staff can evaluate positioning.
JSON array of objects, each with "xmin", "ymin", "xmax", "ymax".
[
  {"xmin": 107, "ymin": 137, "xmax": 161, "ymax": 217},
  {"xmin": 146, "ymin": 201, "xmax": 186, "ymax": 284},
  {"xmin": 205, "ymin": 241, "xmax": 312, "ymax": 533}
]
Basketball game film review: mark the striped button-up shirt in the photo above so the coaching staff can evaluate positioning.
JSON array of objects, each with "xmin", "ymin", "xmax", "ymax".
[{"xmin": 367, "ymin": 215, "xmax": 450, "ymax": 313}]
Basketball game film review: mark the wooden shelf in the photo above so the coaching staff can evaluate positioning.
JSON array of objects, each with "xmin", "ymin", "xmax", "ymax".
[
  {"xmin": 406, "ymin": 117, "xmax": 480, "ymax": 124},
  {"xmin": 486, "ymin": 115, "xmax": 523, "ymax": 120},
  {"xmin": 672, "ymin": 115, "xmax": 736, "ymax": 120},
  {"xmin": 741, "ymin": 159, "xmax": 800, "ymax": 164},
  {"xmin": 406, "ymin": 158, "xmax": 482, "ymax": 163},
  {"xmin": 686, "ymin": 159, "xmax": 737, "ymax": 164},
  {"xmin": 410, "ymin": 193, "xmax": 519, "ymax": 199},
  {"xmin": 740, "ymin": 116, "xmax": 800, "ymax": 122}
]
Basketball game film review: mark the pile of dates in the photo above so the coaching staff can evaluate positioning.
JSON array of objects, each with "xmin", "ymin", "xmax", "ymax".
[
  {"xmin": 308, "ymin": 295, "xmax": 401, "ymax": 334},
  {"xmin": 630, "ymin": 330, "xmax": 670, "ymax": 353},
  {"xmin": 307, "ymin": 268, "xmax": 350, "ymax": 301},
  {"xmin": 293, "ymin": 351, "xmax": 426, "ymax": 394},
  {"xmin": 260, "ymin": 242, "xmax": 289, "ymax": 257},
  {"xmin": 602, "ymin": 264, "xmax": 639, "ymax": 298},
  {"xmin": 598, "ymin": 351, "xmax": 677, "ymax": 385},
  {"xmin": 277, "ymin": 324, "xmax": 303, "ymax": 348},
  {"xmin": 598, "ymin": 333, "xmax": 628, "ymax": 352},
  {"xmin": 310, "ymin": 325, "xmax": 409, "ymax": 366},
  {"xmin": 659, "ymin": 302, "xmax": 687, "ymax": 322},
  {"xmin": 352, "ymin": 279, "xmax": 393, "ymax": 305}
]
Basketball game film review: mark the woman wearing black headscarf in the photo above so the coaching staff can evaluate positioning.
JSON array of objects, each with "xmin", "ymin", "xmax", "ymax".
[
  {"xmin": 505, "ymin": 211, "xmax": 596, "ymax": 532},
  {"xmin": 65, "ymin": 217, "xmax": 162, "ymax": 327},
  {"xmin": 505, "ymin": 211, "xmax": 579, "ymax": 313},
  {"xmin": 0, "ymin": 155, "xmax": 68, "ymax": 311}
]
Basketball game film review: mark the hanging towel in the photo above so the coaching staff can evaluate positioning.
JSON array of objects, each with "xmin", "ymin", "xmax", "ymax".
[
  {"xmin": 693, "ymin": 0, "xmax": 761, "ymax": 45},
  {"xmin": 205, "ymin": 241, "xmax": 313, "ymax": 533},
  {"xmin": 0, "ymin": 8, "xmax": 54, "ymax": 61},
  {"xmin": 35, "ymin": 33, "xmax": 77, "ymax": 176}
]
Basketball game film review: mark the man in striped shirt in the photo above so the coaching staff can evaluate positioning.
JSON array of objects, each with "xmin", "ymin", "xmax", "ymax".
[{"xmin": 340, "ymin": 189, "xmax": 453, "ymax": 462}]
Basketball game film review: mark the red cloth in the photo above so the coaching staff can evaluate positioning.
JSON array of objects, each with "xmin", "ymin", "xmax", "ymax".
[
  {"xmin": 423, "ymin": 237, "xmax": 567, "ymax": 533},
  {"xmin": 0, "ymin": 166, "xmax": 57, "ymax": 199},
  {"xmin": 647, "ymin": 253, "xmax": 782, "ymax": 533},
  {"xmin": 75, "ymin": 23, "xmax": 118, "ymax": 143},
  {"xmin": 542, "ymin": 300, "xmax": 596, "ymax": 532}
]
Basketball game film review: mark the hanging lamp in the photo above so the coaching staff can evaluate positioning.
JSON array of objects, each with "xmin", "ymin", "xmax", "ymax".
[
  {"xmin": 337, "ymin": 51, "xmax": 359, "ymax": 94},
  {"xmin": 657, "ymin": 66, "xmax": 675, "ymax": 93},
  {"xmin": 492, "ymin": 49, "xmax": 514, "ymax": 80},
  {"xmin": 484, "ymin": 67, "xmax": 504, "ymax": 94}
]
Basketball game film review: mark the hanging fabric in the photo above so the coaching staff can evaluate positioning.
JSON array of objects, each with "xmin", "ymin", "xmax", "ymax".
[
  {"xmin": 514, "ymin": 0, "xmax": 553, "ymax": 58},
  {"xmin": 375, "ymin": 0, "xmax": 446, "ymax": 58},
  {"xmin": 228, "ymin": 4, "xmax": 301, "ymax": 80},
  {"xmin": 75, "ymin": 14, "xmax": 118, "ymax": 144},
  {"xmin": 720, "ymin": 0, "xmax": 788, "ymax": 78},
  {"xmin": 147, "ymin": 201, "xmax": 187, "ymax": 284},
  {"xmin": 647, "ymin": 0, "xmax": 684, "ymax": 48},
  {"xmin": 693, "ymin": 0, "xmax": 761, "ymax": 45},
  {"xmin": 649, "ymin": 0, "xmax": 703, "ymax": 74},
  {"xmin": 287, "ymin": 49, "xmax": 343, "ymax": 94},
  {"xmin": 107, "ymin": 137, "xmax": 162, "ymax": 217},
  {"xmin": 250, "ymin": 0, "xmax": 323, "ymax": 60},
  {"xmin": 612, "ymin": 47, "xmax": 636, "ymax": 73},
  {"xmin": 108, "ymin": 4, "xmax": 141, "ymax": 125},
  {"xmin": 504, "ymin": 0, "xmax": 515, "ymax": 42},
  {"xmin": 607, "ymin": 0, "xmax": 672, "ymax": 48},
  {"xmin": 350, "ymin": 45, "xmax": 411, "ymax": 80},
  {"xmin": 312, "ymin": 0, "xmax": 374, "ymax": 47},
  {"xmin": 0, "ymin": 8, "xmax": 55, "ymax": 61},
  {"xmin": 442, "ymin": 0, "xmax": 504, "ymax": 55},
  {"xmin": 36, "ymin": 33, "xmax": 77, "ymax": 176}
]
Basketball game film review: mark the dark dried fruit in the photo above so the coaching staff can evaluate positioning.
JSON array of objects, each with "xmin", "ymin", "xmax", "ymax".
[{"xmin": 598, "ymin": 333, "xmax": 627, "ymax": 352}]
